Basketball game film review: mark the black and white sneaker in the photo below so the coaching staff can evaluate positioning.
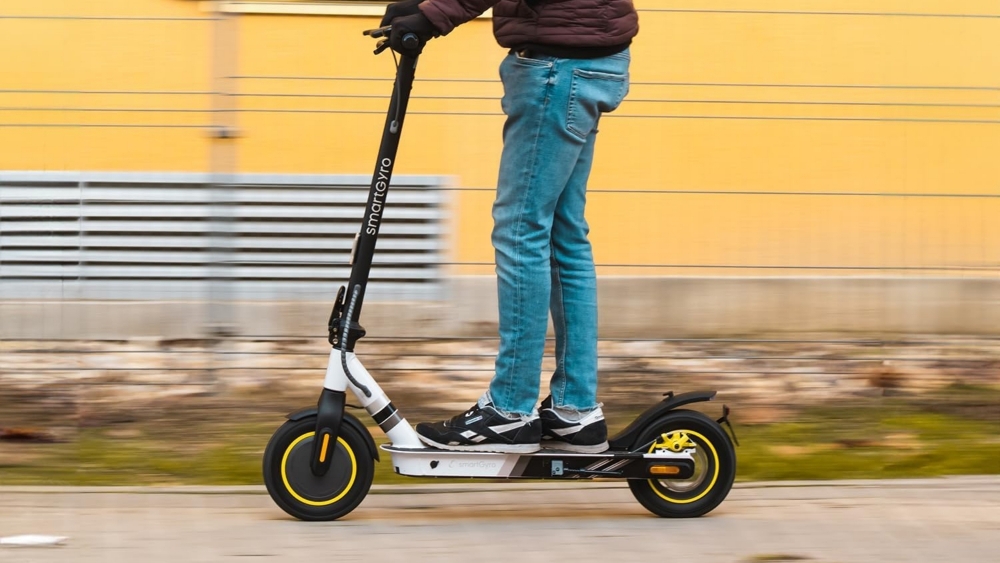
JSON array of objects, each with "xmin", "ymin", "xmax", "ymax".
[
  {"xmin": 539, "ymin": 396, "xmax": 609, "ymax": 453},
  {"xmin": 416, "ymin": 395, "xmax": 541, "ymax": 453}
]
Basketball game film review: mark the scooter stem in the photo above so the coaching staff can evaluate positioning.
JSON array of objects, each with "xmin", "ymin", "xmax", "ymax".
[
  {"xmin": 331, "ymin": 53, "xmax": 420, "ymax": 351},
  {"xmin": 314, "ymin": 52, "xmax": 421, "ymax": 476}
]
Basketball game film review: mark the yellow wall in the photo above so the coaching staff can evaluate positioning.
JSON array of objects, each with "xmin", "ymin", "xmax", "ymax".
[
  {"xmin": 2, "ymin": 0, "xmax": 998, "ymax": 276},
  {"xmin": 0, "ymin": 0, "xmax": 212, "ymax": 170}
]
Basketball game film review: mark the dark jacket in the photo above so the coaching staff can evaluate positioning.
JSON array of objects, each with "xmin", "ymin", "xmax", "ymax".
[{"xmin": 420, "ymin": 0, "xmax": 638, "ymax": 51}]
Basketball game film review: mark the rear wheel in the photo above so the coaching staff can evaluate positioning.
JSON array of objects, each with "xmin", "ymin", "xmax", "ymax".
[
  {"xmin": 263, "ymin": 416, "xmax": 374, "ymax": 521},
  {"xmin": 627, "ymin": 409, "xmax": 736, "ymax": 518}
]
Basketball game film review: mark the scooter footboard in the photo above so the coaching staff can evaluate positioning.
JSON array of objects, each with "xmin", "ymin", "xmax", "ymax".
[{"xmin": 383, "ymin": 446, "xmax": 695, "ymax": 479}]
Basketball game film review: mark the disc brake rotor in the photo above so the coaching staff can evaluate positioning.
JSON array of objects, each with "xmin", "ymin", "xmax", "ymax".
[{"xmin": 651, "ymin": 431, "xmax": 709, "ymax": 492}]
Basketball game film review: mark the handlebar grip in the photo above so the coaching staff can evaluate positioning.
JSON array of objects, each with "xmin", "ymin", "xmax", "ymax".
[{"xmin": 401, "ymin": 33, "xmax": 420, "ymax": 50}]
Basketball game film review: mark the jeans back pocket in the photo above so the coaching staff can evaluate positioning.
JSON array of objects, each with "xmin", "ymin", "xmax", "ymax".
[{"xmin": 566, "ymin": 68, "xmax": 629, "ymax": 141}]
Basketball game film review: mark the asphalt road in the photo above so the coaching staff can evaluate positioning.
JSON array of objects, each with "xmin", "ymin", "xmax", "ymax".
[{"xmin": 1, "ymin": 477, "xmax": 998, "ymax": 563}]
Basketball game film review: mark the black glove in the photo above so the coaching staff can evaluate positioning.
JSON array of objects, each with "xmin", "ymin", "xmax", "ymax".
[
  {"xmin": 389, "ymin": 12, "xmax": 438, "ymax": 56},
  {"xmin": 380, "ymin": 0, "xmax": 424, "ymax": 27}
]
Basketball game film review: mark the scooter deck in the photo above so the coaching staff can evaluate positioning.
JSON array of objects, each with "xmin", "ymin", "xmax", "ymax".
[{"xmin": 382, "ymin": 444, "xmax": 695, "ymax": 479}]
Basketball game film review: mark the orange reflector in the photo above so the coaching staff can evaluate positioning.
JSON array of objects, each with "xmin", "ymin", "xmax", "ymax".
[
  {"xmin": 650, "ymin": 465, "xmax": 682, "ymax": 476},
  {"xmin": 319, "ymin": 434, "xmax": 331, "ymax": 463}
]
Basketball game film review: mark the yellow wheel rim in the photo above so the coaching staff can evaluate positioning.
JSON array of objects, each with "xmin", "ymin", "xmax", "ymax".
[
  {"xmin": 647, "ymin": 429, "xmax": 720, "ymax": 504},
  {"xmin": 280, "ymin": 431, "xmax": 358, "ymax": 507}
]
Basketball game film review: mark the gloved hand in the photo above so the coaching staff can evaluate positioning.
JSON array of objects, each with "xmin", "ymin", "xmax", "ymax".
[
  {"xmin": 389, "ymin": 12, "xmax": 438, "ymax": 56},
  {"xmin": 380, "ymin": 0, "xmax": 424, "ymax": 27}
]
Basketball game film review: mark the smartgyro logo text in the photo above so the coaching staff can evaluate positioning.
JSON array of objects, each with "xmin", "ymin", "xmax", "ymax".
[
  {"xmin": 366, "ymin": 158, "xmax": 392, "ymax": 235},
  {"xmin": 448, "ymin": 460, "xmax": 500, "ymax": 470}
]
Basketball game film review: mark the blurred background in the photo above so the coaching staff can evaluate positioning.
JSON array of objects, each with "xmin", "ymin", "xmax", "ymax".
[{"xmin": 0, "ymin": 0, "xmax": 997, "ymax": 486}]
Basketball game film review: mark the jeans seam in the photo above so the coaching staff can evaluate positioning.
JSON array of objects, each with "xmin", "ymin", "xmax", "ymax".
[
  {"xmin": 550, "ymin": 247, "xmax": 568, "ymax": 407},
  {"xmin": 566, "ymin": 73, "xmax": 586, "ymax": 141}
]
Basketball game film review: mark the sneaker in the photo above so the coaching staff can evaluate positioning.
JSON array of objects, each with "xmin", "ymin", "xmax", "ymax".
[
  {"xmin": 539, "ymin": 396, "xmax": 609, "ymax": 453},
  {"xmin": 416, "ymin": 395, "xmax": 541, "ymax": 453}
]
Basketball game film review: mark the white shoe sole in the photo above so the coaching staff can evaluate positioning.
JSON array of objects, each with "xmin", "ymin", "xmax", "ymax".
[
  {"xmin": 540, "ymin": 441, "xmax": 610, "ymax": 454},
  {"xmin": 418, "ymin": 435, "xmax": 541, "ymax": 454}
]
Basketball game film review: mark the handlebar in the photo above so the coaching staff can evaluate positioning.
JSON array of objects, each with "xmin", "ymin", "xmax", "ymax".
[{"xmin": 363, "ymin": 26, "xmax": 421, "ymax": 54}]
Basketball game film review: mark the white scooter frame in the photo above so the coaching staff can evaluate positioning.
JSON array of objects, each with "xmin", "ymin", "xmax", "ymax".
[{"xmin": 322, "ymin": 349, "xmax": 702, "ymax": 479}]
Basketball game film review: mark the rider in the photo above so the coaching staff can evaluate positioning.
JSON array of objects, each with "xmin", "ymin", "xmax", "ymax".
[{"xmin": 382, "ymin": 0, "xmax": 638, "ymax": 454}]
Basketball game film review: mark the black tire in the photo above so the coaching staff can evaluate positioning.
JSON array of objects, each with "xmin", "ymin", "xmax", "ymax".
[
  {"xmin": 627, "ymin": 409, "xmax": 736, "ymax": 518},
  {"xmin": 262, "ymin": 416, "xmax": 374, "ymax": 521}
]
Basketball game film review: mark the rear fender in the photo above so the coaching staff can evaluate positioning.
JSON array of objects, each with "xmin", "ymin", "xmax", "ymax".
[{"xmin": 607, "ymin": 390, "xmax": 717, "ymax": 451}]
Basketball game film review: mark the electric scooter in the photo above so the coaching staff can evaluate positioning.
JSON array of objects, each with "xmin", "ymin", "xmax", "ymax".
[{"xmin": 262, "ymin": 27, "xmax": 738, "ymax": 521}]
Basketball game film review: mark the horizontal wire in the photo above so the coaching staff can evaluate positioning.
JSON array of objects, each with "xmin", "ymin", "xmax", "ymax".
[
  {"xmin": 233, "ymin": 76, "xmax": 1000, "ymax": 91},
  {"xmin": 1, "ymin": 348, "xmax": 989, "ymax": 363},
  {"xmin": 0, "ymin": 108, "xmax": 211, "ymax": 113},
  {"xmin": 228, "ymin": 94, "xmax": 1000, "ymax": 109},
  {"xmin": 4, "ymin": 80, "xmax": 984, "ymax": 96},
  {"xmin": 2, "ymin": 114, "xmax": 998, "ymax": 125},
  {"xmin": 0, "ymin": 367, "xmax": 923, "ymax": 375},
  {"xmin": 235, "ymin": 76, "xmax": 455, "ymax": 82},
  {"xmin": 636, "ymin": 8, "xmax": 1000, "ymax": 19},
  {"xmin": 611, "ymin": 114, "xmax": 1000, "ymax": 124},
  {"xmin": 0, "ymin": 15, "xmax": 213, "ymax": 22},
  {"xmin": 2, "ymin": 190, "xmax": 996, "ymax": 199},
  {"xmin": 0, "ymin": 89, "xmax": 213, "ymax": 96},
  {"xmin": 234, "ymin": 92, "xmax": 485, "ymax": 100},
  {"xmin": 636, "ymin": 82, "xmax": 1000, "ymax": 91},
  {"xmin": 1, "ymin": 10, "xmax": 995, "ymax": 21},
  {"xmin": 448, "ymin": 263, "xmax": 998, "ymax": 271},
  {"xmin": 436, "ymin": 187, "xmax": 1000, "ymax": 197},
  {"xmin": 190, "ymin": 108, "xmax": 1000, "ymax": 124},
  {"xmin": 5, "ymin": 335, "xmax": 995, "ymax": 344},
  {"xmin": 0, "ymin": 123, "xmax": 208, "ymax": 128},
  {"xmin": 11, "ymin": 100, "xmax": 997, "ymax": 111},
  {"xmin": 225, "ymin": 336, "xmax": 1000, "ymax": 345},
  {"xmin": 161, "ymin": 261, "xmax": 1000, "ymax": 272},
  {"xmin": 0, "ymin": 264, "xmax": 995, "ymax": 272},
  {"xmin": 0, "ymin": 381, "xmax": 217, "ymax": 387}
]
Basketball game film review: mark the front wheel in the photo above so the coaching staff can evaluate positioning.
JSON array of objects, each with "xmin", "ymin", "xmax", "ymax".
[
  {"xmin": 263, "ymin": 416, "xmax": 374, "ymax": 521},
  {"xmin": 627, "ymin": 409, "xmax": 736, "ymax": 518}
]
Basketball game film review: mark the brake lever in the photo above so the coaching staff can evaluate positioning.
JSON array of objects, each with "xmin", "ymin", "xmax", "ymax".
[
  {"xmin": 374, "ymin": 39, "xmax": 390, "ymax": 55},
  {"xmin": 364, "ymin": 26, "xmax": 392, "ymax": 39}
]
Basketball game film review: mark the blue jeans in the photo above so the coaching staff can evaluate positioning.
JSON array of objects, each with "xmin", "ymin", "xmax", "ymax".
[{"xmin": 488, "ymin": 49, "xmax": 631, "ymax": 416}]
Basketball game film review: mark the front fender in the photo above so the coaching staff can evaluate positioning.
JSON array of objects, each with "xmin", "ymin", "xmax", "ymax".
[
  {"xmin": 286, "ymin": 408, "xmax": 380, "ymax": 462},
  {"xmin": 607, "ymin": 390, "xmax": 717, "ymax": 451}
]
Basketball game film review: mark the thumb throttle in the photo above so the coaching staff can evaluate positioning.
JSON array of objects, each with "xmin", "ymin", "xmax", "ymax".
[{"xmin": 401, "ymin": 33, "xmax": 420, "ymax": 50}]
